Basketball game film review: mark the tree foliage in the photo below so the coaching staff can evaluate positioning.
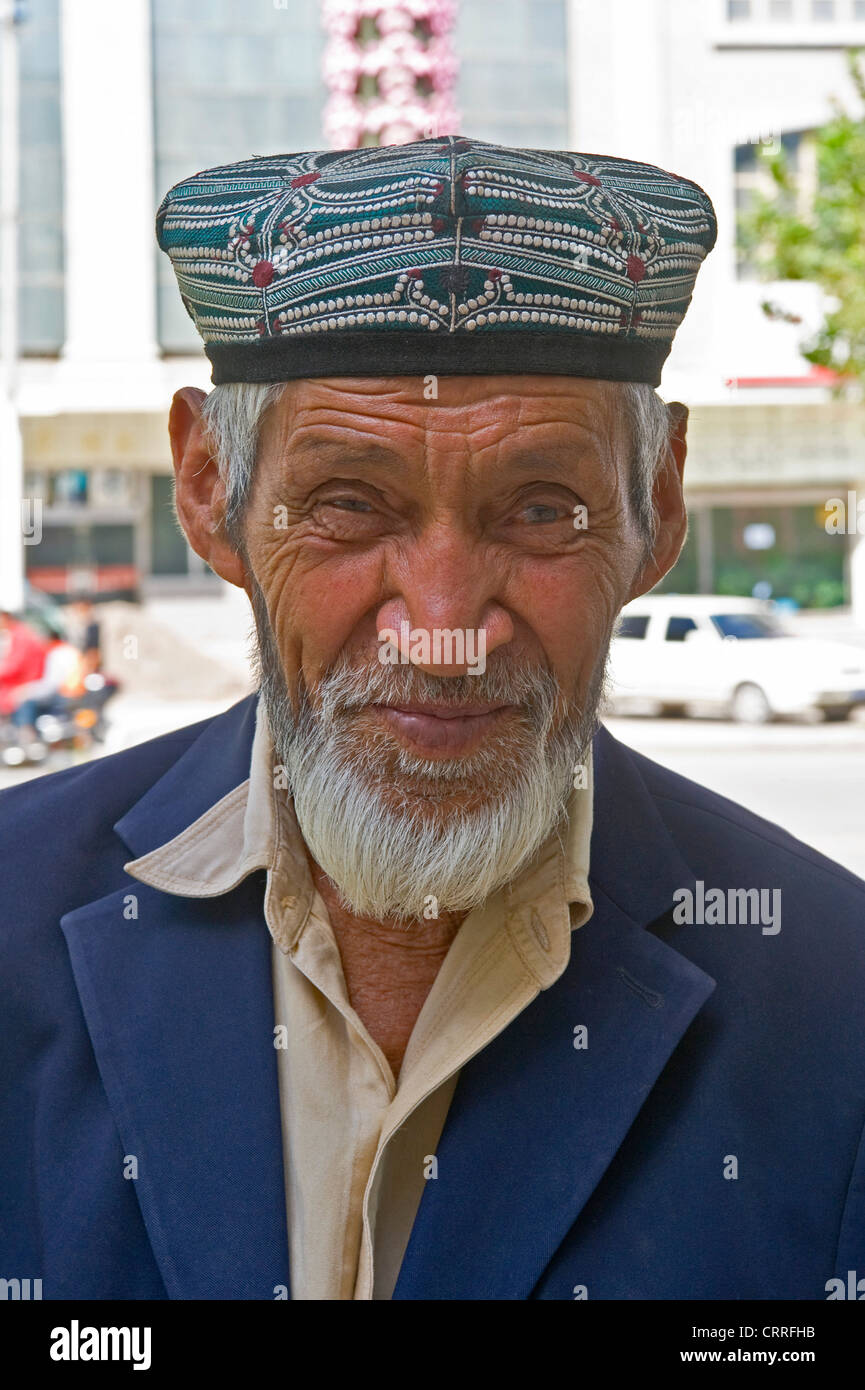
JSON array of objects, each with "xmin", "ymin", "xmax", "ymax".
[{"xmin": 737, "ymin": 48, "xmax": 865, "ymax": 392}]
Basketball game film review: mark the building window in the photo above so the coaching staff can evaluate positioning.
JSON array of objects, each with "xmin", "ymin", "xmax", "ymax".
[
  {"xmin": 656, "ymin": 504, "xmax": 848, "ymax": 609},
  {"xmin": 19, "ymin": 0, "xmax": 64, "ymax": 353},
  {"xmin": 151, "ymin": 0, "xmax": 328, "ymax": 353},
  {"xmin": 854, "ymin": 0, "xmax": 865, "ymax": 19},
  {"xmin": 150, "ymin": 475, "xmax": 190, "ymax": 577},
  {"xmin": 735, "ymin": 130, "xmax": 809, "ymax": 278},
  {"xmin": 728, "ymin": 0, "xmax": 751, "ymax": 18},
  {"xmin": 769, "ymin": 0, "xmax": 793, "ymax": 18},
  {"xmin": 812, "ymin": 0, "xmax": 835, "ymax": 18}
]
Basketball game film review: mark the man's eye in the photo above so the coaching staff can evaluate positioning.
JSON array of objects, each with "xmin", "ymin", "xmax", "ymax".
[
  {"xmin": 521, "ymin": 503, "xmax": 564, "ymax": 524},
  {"xmin": 326, "ymin": 497, "xmax": 372, "ymax": 513}
]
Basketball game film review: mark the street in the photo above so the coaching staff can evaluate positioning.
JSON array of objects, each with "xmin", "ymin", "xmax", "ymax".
[{"xmin": 605, "ymin": 713, "xmax": 865, "ymax": 880}]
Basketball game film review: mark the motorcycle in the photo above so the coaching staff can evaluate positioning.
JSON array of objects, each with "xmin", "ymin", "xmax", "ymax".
[{"xmin": 0, "ymin": 673, "xmax": 120, "ymax": 768}]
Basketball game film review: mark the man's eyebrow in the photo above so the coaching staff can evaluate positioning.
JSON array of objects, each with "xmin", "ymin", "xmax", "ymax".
[
  {"xmin": 498, "ymin": 443, "xmax": 598, "ymax": 475},
  {"xmin": 287, "ymin": 436, "xmax": 406, "ymax": 468}
]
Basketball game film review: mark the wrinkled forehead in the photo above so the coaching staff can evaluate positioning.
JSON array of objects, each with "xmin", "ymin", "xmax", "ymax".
[{"xmin": 260, "ymin": 374, "xmax": 626, "ymax": 450}]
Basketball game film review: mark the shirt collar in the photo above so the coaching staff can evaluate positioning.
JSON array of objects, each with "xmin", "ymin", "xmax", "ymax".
[{"xmin": 125, "ymin": 698, "xmax": 594, "ymax": 977}]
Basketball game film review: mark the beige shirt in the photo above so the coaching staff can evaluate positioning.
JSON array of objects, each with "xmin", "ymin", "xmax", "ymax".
[{"xmin": 125, "ymin": 700, "xmax": 594, "ymax": 1300}]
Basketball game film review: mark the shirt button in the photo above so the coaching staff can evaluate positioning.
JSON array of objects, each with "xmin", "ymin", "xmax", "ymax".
[{"xmin": 280, "ymin": 894, "xmax": 298, "ymax": 911}]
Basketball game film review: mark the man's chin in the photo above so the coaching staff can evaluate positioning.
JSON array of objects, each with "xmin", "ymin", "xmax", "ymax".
[{"xmin": 287, "ymin": 725, "xmax": 579, "ymax": 925}]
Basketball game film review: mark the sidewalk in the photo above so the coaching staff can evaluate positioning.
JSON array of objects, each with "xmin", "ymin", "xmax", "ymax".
[{"xmin": 99, "ymin": 583, "xmax": 254, "ymax": 703}]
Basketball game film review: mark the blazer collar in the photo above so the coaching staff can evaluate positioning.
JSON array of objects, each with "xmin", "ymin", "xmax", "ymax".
[{"xmin": 114, "ymin": 692, "xmax": 259, "ymax": 859}]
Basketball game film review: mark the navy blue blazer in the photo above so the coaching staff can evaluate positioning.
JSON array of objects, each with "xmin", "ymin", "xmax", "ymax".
[{"xmin": 1, "ymin": 692, "xmax": 863, "ymax": 1300}]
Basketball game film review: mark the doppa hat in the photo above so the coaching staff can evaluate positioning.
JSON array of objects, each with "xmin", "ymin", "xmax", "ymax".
[{"xmin": 156, "ymin": 135, "xmax": 717, "ymax": 387}]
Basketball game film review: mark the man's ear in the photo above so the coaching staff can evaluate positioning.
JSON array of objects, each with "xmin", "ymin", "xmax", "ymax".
[
  {"xmin": 626, "ymin": 401, "xmax": 689, "ymax": 603},
  {"xmin": 168, "ymin": 386, "xmax": 248, "ymax": 589}
]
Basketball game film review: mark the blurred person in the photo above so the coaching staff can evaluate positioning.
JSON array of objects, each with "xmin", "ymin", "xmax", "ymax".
[
  {"xmin": 8, "ymin": 628, "xmax": 87, "ymax": 746},
  {"xmin": 65, "ymin": 595, "xmax": 103, "ymax": 677},
  {"xmin": 0, "ymin": 139, "xmax": 863, "ymax": 1303},
  {"xmin": 0, "ymin": 610, "xmax": 48, "ymax": 718}
]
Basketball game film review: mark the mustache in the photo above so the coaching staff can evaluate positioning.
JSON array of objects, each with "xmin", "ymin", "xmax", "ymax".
[{"xmin": 309, "ymin": 653, "xmax": 563, "ymax": 727}]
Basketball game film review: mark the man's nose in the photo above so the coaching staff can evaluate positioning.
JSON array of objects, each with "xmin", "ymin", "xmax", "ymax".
[{"xmin": 375, "ymin": 537, "xmax": 513, "ymax": 677}]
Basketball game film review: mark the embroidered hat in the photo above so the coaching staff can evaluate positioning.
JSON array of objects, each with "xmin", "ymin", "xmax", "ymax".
[{"xmin": 155, "ymin": 134, "xmax": 717, "ymax": 387}]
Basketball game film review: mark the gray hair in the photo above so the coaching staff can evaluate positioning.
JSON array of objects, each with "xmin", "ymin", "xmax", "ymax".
[{"xmin": 200, "ymin": 379, "xmax": 674, "ymax": 550}]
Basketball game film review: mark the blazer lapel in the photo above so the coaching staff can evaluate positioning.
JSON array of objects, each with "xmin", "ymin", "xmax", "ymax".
[
  {"xmin": 61, "ymin": 694, "xmax": 290, "ymax": 1300},
  {"xmin": 394, "ymin": 724, "xmax": 715, "ymax": 1300}
]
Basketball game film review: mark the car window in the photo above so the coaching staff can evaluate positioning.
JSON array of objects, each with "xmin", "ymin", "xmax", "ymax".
[
  {"xmin": 710, "ymin": 613, "xmax": 783, "ymax": 639},
  {"xmin": 617, "ymin": 614, "xmax": 649, "ymax": 639},
  {"xmin": 665, "ymin": 616, "xmax": 699, "ymax": 642}
]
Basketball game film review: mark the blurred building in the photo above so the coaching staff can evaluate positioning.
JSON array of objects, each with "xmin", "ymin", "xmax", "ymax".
[
  {"xmin": 570, "ymin": 0, "xmax": 865, "ymax": 614},
  {"xmin": 8, "ymin": 0, "xmax": 865, "ymax": 611}
]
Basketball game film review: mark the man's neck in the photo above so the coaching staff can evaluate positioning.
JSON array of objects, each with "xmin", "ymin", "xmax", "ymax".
[{"xmin": 308, "ymin": 858, "xmax": 467, "ymax": 1082}]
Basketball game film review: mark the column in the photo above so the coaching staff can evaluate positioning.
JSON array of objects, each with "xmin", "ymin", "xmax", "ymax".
[{"xmin": 59, "ymin": 0, "xmax": 158, "ymax": 366}]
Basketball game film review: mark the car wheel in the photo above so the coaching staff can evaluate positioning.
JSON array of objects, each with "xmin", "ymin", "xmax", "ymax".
[
  {"xmin": 731, "ymin": 683, "xmax": 772, "ymax": 725},
  {"xmin": 822, "ymin": 706, "xmax": 852, "ymax": 722}
]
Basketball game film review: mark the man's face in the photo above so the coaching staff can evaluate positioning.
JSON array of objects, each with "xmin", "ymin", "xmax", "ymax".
[
  {"xmin": 248, "ymin": 372, "xmax": 644, "ymax": 719},
  {"xmin": 173, "ymin": 374, "xmax": 684, "ymax": 921}
]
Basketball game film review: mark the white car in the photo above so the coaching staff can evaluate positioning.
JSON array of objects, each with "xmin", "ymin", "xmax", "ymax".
[{"xmin": 607, "ymin": 595, "xmax": 865, "ymax": 723}]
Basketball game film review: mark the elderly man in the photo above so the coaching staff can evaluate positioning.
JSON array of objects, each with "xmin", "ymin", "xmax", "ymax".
[{"xmin": 1, "ymin": 138, "xmax": 863, "ymax": 1302}]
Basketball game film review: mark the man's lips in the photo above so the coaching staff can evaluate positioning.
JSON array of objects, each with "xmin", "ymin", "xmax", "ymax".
[
  {"xmin": 376, "ymin": 701, "xmax": 509, "ymax": 719},
  {"xmin": 368, "ymin": 701, "xmax": 515, "ymax": 755}
]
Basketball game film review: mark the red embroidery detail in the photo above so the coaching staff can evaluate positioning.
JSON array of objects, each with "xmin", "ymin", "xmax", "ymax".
[
  {"xmin": 488, "ymin": 268, "xmax": 502, "ymax": 281},
  {"xmin": 627, "ymin": 255, "xmax": 646, "ymax": 283},
  {"xmin": 255, "ymin": 318, "xmax": 268, "ymax": 336},
  {"xmin": 432, "ymin": 217, "xmax": 447, "ymax": 233},
  {"xmin": 252, "ymin": 261, "xmax": 274, "ymax": 288},
  {"xmin": 574, "ymin": 170, "xmax": 601, "ymax": 186},
  {"xmin": 291, "ymin": 171, "xmax": 320, "ymax": 189},
  {"xmin": 229, "ymin": 220, "xmax": 256, "ymax": 252},
  {"xmin": 608, "ymin": 217, "xmax": 621, "ymax": 232},
  {"xmin": 407, "ymin": 268, "xmax": 422, "ymax": 279}
]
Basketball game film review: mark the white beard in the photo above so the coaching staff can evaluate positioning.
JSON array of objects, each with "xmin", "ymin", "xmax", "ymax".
[{"xmin": 250, "ymin": 584, "xmax": 607, "ymax": 925}]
